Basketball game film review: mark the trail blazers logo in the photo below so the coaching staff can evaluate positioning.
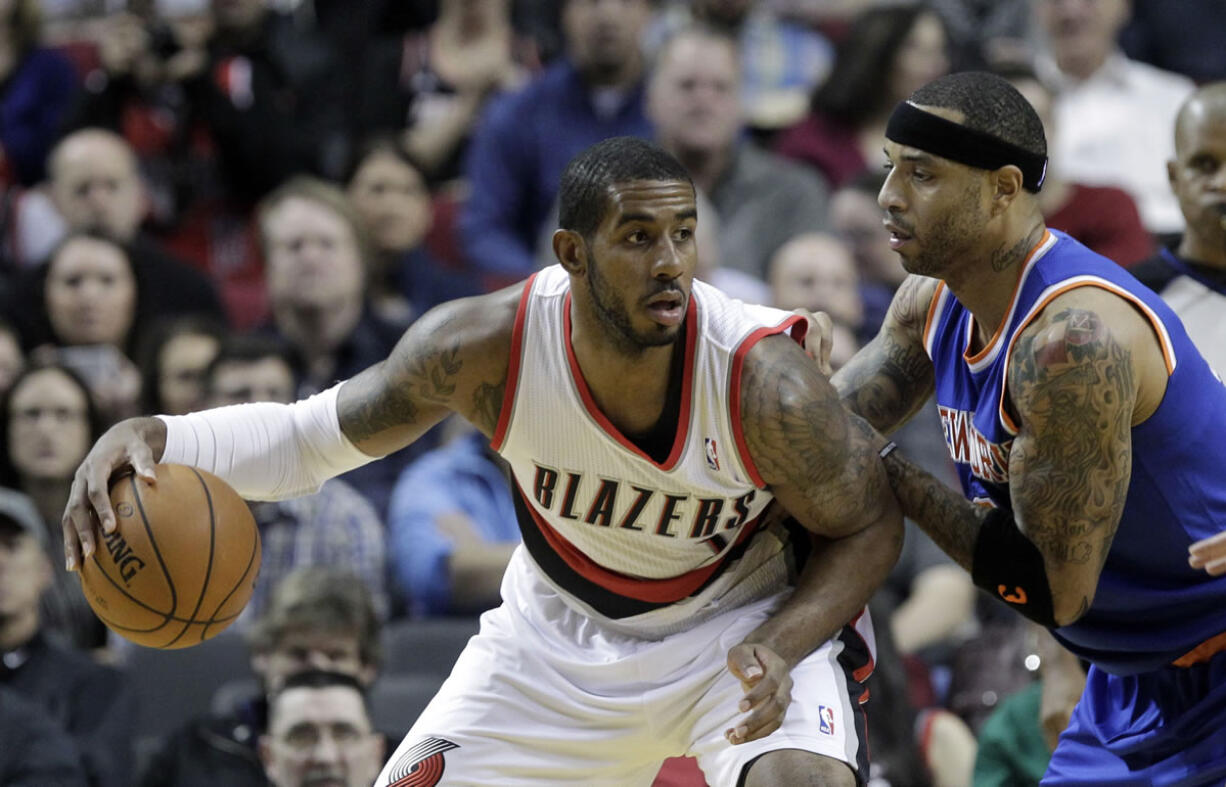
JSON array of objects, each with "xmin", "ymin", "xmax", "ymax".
[{"xmin": 388, "ymin": 737, "xmax": 459, "ymax": 787}]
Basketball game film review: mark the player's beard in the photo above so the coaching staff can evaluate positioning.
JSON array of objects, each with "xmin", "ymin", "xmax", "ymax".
[
  {"xmin": 900, "ymin": 183, "xmax": 988, "ymax": 278},
  {"xmin": 586, "ymin": 254, "xmax": 680, "ymax": 353}
]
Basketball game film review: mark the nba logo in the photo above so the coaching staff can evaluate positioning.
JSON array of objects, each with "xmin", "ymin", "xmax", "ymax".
[
  {"xmin": 704, "ymin": 438, "xmax": 720, "ymax": 471},
  {"xmin": 818, "ymin": 705, "xmax": 835, "ymax": 736}
]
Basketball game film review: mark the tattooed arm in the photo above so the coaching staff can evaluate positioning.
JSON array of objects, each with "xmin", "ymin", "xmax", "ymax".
[
  {"xmin": 721, "ymin": 333, "xmax": 902, "ymax": 743},
  {"xmin": 876, "ymin": 287, "xmax": 1165, "ymax": 626},
  {"xmin": 999, "ymin": 288, "xmax": 1157, "ymax": 623},
  {"xmin": 338, "ymin": 287, "xmax": 518, "ymax": 452},
  {"xmin": 831, "ymin": 274, "xmax": 939, "ymax": 433},
  {"xmin": 736, "ymin": 334, "xmax": 904, "ymax": 666}
]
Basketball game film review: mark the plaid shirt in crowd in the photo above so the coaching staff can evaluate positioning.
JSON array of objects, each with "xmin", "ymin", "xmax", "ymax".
[{"xmin": 241, "ymin": 478, "xmax": 388, "ymax": 626}]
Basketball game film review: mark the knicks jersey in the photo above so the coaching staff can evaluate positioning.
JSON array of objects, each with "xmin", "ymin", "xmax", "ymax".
[
  {"xmin": 923, "ymin": 230, "xmax": 1226, "ymax": 675},
  {"xmin": 491, "ymin": 265, "xmax": 805, "ymax": 638}
]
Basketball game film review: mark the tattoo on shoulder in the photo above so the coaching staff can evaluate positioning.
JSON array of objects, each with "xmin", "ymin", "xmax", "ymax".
[{"xmin": 1008, "ymin": 308, "xmax": 1135, "ymax": 570}]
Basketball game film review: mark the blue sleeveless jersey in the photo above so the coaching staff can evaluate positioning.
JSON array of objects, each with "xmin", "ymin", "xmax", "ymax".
[{"xmin": 924, "ymin": 230, "xmax": 1226, "ymax": 676}]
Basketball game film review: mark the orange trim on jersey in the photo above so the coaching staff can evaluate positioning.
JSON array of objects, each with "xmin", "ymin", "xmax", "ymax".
[
  {"xmin": 560, "ymin": 292, "xmax": 697, "ymax": 471},
  {"xmin": 519, "ymin": 487, "xmax": 763, "ymax": 603},
  {"xmin": 490, "ymin": 274, "xmax": 536, "ymax": 452},
  {"xmin": 997, "ymin": 279, "xmax": 1178, "ymax": 435},
  {"xmin": 729, "ymin": 316, "xmax": 807, "ymax": 489},
  {"xmin": 965, "ymin": 231, "xmax": 1053, "ymax": 365},
  {"xmin": 922, "ymin": 281, "xmax": 947, "ymax": 357},
  {"xmin": 1173, "ymin": 630, "xmax": 1226, "ymax": 667}
]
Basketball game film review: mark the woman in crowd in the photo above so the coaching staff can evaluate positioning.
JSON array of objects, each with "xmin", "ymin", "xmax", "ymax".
[
  {"xmin": 0, "ymin": 361, "xmax": 107, "ymax": 649},
  {"xmin": 4, "ymin": 231, "xmax": 148, "ymax": 420},
  {"xmin": 137, "ymin": 315, "xmax": 227, "ymax": 416},
  {"xmin": 774, "ymin": 3, "xmax": 950, "ymax": 188},
  {"xmin": 346, "ymin": 138, "xmax": 477, "ymax": 328}
]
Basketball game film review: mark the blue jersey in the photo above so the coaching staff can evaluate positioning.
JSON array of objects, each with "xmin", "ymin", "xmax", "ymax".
[{"xmin": 924, "ymin": 230, "xmax": 1226, "ymax": 675}]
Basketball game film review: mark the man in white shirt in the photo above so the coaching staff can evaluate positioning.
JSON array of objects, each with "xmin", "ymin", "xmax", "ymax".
[
  {"xmin": 1035, "ymin": 0, "xmax": 1194, "ymax": 235},
  {"xmin": 1131, "ymin": 83, "xmax": 1226, "ymax": 375}
]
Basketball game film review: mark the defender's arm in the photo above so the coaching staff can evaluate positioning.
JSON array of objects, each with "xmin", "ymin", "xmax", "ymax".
[
  {"xmin": 831, "ymin": 274, "xmax": 939, "ymax": 433},
  {"xmin": 1002, "ymin": 290, "xmax": 1149, "ymax": 624},
  {"xmin": 877, "ymin": 288, "xmax": 1158, "ymax": 627}
]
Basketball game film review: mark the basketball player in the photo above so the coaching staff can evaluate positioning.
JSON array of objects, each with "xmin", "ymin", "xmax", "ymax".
[
  {"xmin": 825, "ymin": 71, "xmax": 1226, "ymax": 784},
  {"xmin": 63, "ymin": 138, "xmax": 903, "ymax": 786}
]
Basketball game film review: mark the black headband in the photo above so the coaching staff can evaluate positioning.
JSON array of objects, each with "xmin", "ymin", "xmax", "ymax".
[{"xmin": 885, "ymin": 101, "xmax": 1047, "ymax": 192}]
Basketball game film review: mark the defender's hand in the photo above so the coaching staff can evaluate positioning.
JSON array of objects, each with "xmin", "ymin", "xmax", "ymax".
[
  {"xmin": 62, "ymin": 418, "xmax": 163, "ymax": 572},
  {"xmin": 793, "ymin": 309, "xmax": 835, "ymax": 376},
  {"xmin": 1189, "ymin": 531, "xmax": 1226, "ymax": 575},
  {"xmin": 725, "ymin": 642, "xmax": 793, "ymax": 744}
]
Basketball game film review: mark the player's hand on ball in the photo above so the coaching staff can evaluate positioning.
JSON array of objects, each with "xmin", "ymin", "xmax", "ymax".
[
  {"xmin": 724, "ymin": 643, "xmax": 793, "ymax": 745},
  {"xmin": 62, "ymin": 417, "xmax": 163, "ymax": 572},
  {"xmin": 1188, "ymin": 531, "xmax": 1226, "ymax": 575},
  {"xmin": 792, "ymin": 309, "xmax": 835, "ymax": 376}
]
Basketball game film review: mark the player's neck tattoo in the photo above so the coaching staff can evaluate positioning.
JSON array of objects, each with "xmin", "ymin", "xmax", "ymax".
[{"xmin": 990, "ymin": 225, "xmax": 1044, "ymax": 273}]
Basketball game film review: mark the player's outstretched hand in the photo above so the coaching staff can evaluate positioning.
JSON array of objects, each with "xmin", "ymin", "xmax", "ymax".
[
  {"xmin": 62, "ymin": 417, "xmax": 163, "ymax": 573},
  {"xmin": 791, "ymin": 309, "xmax": 835, "ymax": 376},
  {"xmin": 1188, "ymin": 531, "xmax": 1226, "ymax": 575},
  {"xmin": 724, "ymin": 643, "xmax": 793, "ymax": 745}
]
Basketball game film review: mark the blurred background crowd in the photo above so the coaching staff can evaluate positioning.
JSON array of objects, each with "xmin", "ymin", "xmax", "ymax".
[{"xmin": 2, "ymin": 0, "xmax": 1225, "ymax": 785}]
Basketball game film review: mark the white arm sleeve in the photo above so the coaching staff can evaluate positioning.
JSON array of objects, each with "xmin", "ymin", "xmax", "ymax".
[{"xmin": 156, "ymin": 383, "xmax": 377, "ymax": 501}]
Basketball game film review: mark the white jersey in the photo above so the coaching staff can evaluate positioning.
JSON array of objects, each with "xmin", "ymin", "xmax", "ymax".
[
  {"xmin": 1158, "ymin": 274, "xmax": 1226, "ymax": 378},
  {"xmin": 491, "ymin": 265, "xmax": 806, "ymax": 638}
]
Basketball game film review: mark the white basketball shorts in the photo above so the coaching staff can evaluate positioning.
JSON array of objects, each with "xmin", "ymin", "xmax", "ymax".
[{"xmin": 375, "ymin": 548, "xmax": 874, "ymax": 787}]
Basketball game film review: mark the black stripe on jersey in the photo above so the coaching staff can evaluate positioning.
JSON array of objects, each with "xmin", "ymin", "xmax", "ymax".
[
  {"xmin": 734, "ymin": 620, "xmax": 873, "ymax": 787},
  {"xmin": 837, "ymin": 622, "xmax": 873, "ymax": 782},
  {"xmin": 512, "ymin": 485, "xmax": 759, "ymax": 619}
]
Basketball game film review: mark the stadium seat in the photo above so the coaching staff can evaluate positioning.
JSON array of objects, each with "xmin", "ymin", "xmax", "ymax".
[
  {"xmin": 124, "ymin": 632, "xmax": 254, "ymax": 766},
  {"xmin": 368, "ymin": 673, "xmax": 448, "ymax": 740},
  {"xmin": 380, "ymin": 617, "xmax": 480, "ymax": 677}
]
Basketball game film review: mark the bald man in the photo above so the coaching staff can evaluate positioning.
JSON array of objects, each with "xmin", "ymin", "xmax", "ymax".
[
  {"xmin": 1131, "ymin": 83, "xmax": 1226, "ymax": 375},
  {"xmin": 2, "ymin": 129, "xmax": 225, "ymax": 350},
  {"xmin": 48, "ymin": 129, "xmax": 148, "ymax": 244}
]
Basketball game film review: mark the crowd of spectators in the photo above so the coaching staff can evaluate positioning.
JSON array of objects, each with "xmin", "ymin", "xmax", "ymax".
[{"xmin": 3, "ymin": 0, "xmax": 1225, "ymax": 785}]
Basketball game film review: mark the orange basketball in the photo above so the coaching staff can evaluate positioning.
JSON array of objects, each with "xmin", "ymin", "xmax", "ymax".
[{"xmin": 79, "ymin": 463, "xmax": 261, "ymax": 649}]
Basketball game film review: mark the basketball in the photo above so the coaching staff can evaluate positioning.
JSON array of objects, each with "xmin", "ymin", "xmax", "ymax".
[{"xmin": 79, "ymin": 463, "xmax": 261, "ymax": 649}]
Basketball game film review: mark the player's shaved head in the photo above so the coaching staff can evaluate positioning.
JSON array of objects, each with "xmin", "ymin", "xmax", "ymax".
[{"xmin": 1174, "ymin": 82, "xmax": 1226, "ymax": 155}]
